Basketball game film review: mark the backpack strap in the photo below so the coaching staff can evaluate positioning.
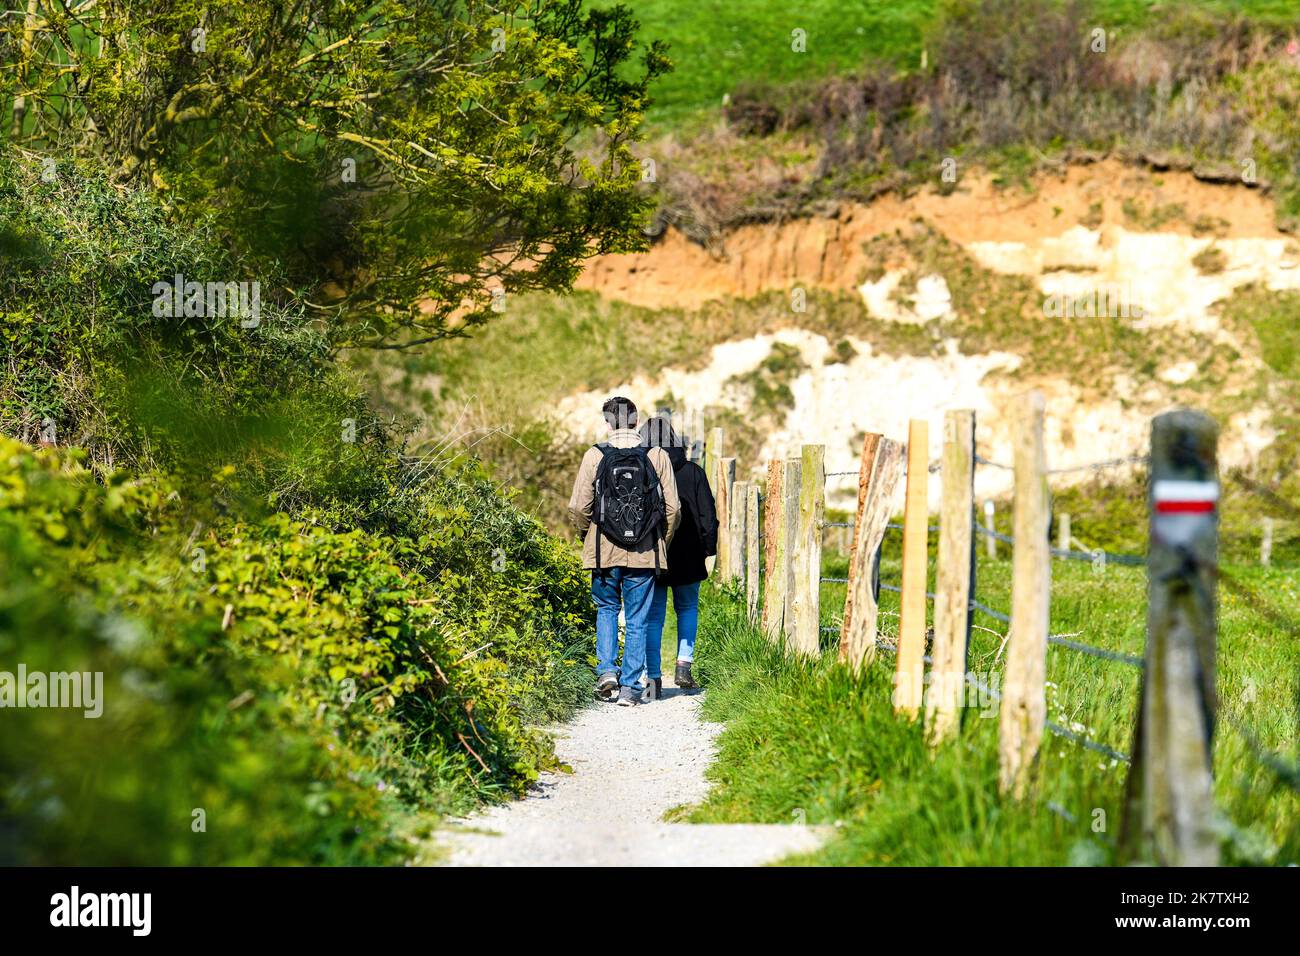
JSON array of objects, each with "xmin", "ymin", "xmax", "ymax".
[
  {"xmin": 645, "ymin": 448, "xmax": 663, "ymax": 575},
  {"xmin": 592, "ymin": 444, "xmax": 617, "ymax": 576}
]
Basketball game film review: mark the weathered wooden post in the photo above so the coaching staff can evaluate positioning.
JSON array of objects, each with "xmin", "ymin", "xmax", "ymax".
[
  {"xmin": 687, "ymin": 410, "xmax": 705, "ymax": 463},
  {"xmin": 706, "ymin": 427, "xmax": 723, "ymax": 490},
  {"xmin": 1058, "ymin": 512, "xmax": 1071, "ymax": 554},
  {"xmin": 1261, "ymin": 517, "xmax": 1273, "ymax": 567},
  {"xmin": 792, "ymin": 445, "xmax": 825, "ymax": 656},
  {"xmin": 705, "ymin": 428, "xmax": 724, "ymax": 573},
  {"xmin": 984, "ymin": 500, "xmax": 997, "ymax": 559},
  {"xmin": 717, "ymin": 457, "xmax": 737, "ymax": 582},
  {"xmin": 895, "ymin": 420, "xmax": 930, "ymax": 718},
  {"xmin": 688, "ymin": 407, "xmax": 705, "ymax": 463},
  {"xmin": 927, "ymin": 410, "xmax": 975, "ymax": 746},
  {"xmin": 998, "ymin": 392, "xmax": 1050, "ymax": 797},
  {"xmin": 1120, "ymin": 410, "xmax": 1220, "ymax": 866},
  {"xmin": 762, "ymin": 461, "xmax": 785, "ymax": 638},
  {"xmin": 745, "ymin": 483, "xmax": 761, "ymax": 621},
  {"xmin": 840, "ymin": 433, "xmax": 904, "ymax": 670},
  {"xmin": 780, "ymin": 457, "xmax": 802, "ymax": 649},
  {"xmin": 729, "ymin": 479, "xmax": 748, "ymax": 585}
]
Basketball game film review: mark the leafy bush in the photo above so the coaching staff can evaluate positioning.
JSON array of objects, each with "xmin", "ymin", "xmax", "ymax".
[
  {"xmin": 0, "ymin": 430, "xmax": 592, "ymax": 864},
  {"xmin": 0, "ymin": 148, "xmax": 595, "ymax": 864}
]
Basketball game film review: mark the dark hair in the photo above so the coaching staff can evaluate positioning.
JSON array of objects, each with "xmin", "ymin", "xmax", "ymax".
[
  {"xmin": 602, "ymin": 396, "xmax": 637, "ymax": 430},
  {"xmin": 639, "ymin": 414, "xmax": 682, "ymax": 449}
]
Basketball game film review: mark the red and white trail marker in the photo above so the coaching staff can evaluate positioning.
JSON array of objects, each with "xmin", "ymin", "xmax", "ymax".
[{"xmin": 1152, "ymin": 479, "xmax": 1218, "ymax": 515}]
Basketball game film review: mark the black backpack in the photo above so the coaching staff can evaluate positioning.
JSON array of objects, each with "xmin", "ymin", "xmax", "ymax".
[{"xmin": 592, "ymin": 443, "xmax": 666, "ymax": 573}]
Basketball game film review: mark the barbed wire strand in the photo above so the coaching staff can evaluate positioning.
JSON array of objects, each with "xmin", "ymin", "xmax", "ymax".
[
  {"xmin": 973, "ymin": 522, "xmax": 1145, "ymax": 566},
  {"xmin": 974, "ymin": 452, "xmax": 1148, "ymax": 475}
]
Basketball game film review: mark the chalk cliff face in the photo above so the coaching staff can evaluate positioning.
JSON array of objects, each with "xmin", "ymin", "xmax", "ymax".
[
  {"xmin": 575, "ymin": 161, "xmax": 1288, "ymax": 307},
  {"xmin": 557, "ymin": 161, "xmax": 1291, "ymax": 506}
]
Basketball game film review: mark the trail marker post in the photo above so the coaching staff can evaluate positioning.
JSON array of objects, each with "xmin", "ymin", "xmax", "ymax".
[
  {"xmin": 840, "ymin": 434, "xmax": 904, "ymax": 670},
  {"xmin": 895, "ymin": 419, "xmax": 930, "ymax": 718},
  {"xmin": 928, "ymin": 410, "xmax": 976, "ymax": 746},
  {"xmin": 1120, "ymin": 410, "xmax": 1220, "ymax": 866},
  {"xmin": 998, "ymin": 392, "xmax": 1050, "ymax": 797}
]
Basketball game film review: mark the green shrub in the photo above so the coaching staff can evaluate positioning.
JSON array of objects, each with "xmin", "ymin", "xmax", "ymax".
[
  {"xmin": 0, "ymin": 430, "xmax": 592, "ymax": 864},
  {"xmin": 0, "ymin": 148, "xmax": 596, "ymax": 864}
]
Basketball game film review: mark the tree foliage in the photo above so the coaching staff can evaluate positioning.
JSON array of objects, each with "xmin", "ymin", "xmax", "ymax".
[{"xmin": 2, "ymin": 1, "xmax": 670, "ymax": 347}]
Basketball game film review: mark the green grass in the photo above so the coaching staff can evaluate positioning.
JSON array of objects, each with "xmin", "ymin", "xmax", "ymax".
[
  {"xmin": 684, "ymin": 552, "xmax": 1298, "ymax": 865},
  {"xmin": 615, "ymin": 0, "xmax": 1300, "ymax": 130},
  {"xmin": 610, "ymin": 0, "xmax": 924, "ymax": 127}
]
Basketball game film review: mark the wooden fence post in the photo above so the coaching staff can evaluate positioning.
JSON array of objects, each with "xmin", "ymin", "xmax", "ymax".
[
  {"xmin": 1261, "ymin": 517, "xmax": 1273, "ymax": 567},
  {"xmin": 998, "ymin": 392, "xmax": 1050, "ymax": 797},
  {"xmin": 687, "ymin": 409, "xmax": 705, "ymax": 463},
  {"xmin": 689, "ymin": 407, "xmax": 704, "ymax": 462},
  {"xmin": 895, "ymin": 420, "xmax": 930, "ymax": 717},
  {"xmin": 840, "ymin": 433, "xmax": 904, "ymax": 670},
  {"xmin": 927, "ymin": 410, "xmax": 975, "ymax": 746},
  {"xmin": 745, "ymin": 483, "xmax": 761, "ymax": 621},
  {"xmin": 1120, "ymin": 410, "xmax": 1220, "ymax": 866},
  {"xmin": 706, "ymin": 427, "xmax": 723, "ymax": 490},
  {"xmin": 716, "ymin": 457, "xmax": 736, "ymax": 582},
  {"xmin": 705, "ymin": 428, "xmax": 724, "ymax": 573},
  {"xmin": 1058, "ymin": 512, "xmax": 1071, "ymax": 554},
  {"xmin": 792, "ymin": 445, "xmax": 825, "ymax": 656},
  {"xmin": 984, "ymin": 500, "xmax": 997, "ymax": 559},
  {"xmin": 729, "ymin": 479, "xmax": 748, "ymax": 585},
  {"xmin": 780, "ymin": 457, "xmax": 803, "ymax": 650},
  {"xmin": 762, "ymin": 461, "xmax": 785, "ymax": 638}
]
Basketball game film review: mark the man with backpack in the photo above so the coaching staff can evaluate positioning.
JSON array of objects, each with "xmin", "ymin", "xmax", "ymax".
[{"xmin": 568, "ymin": 396, "xmax": 680, "ymax": 707}]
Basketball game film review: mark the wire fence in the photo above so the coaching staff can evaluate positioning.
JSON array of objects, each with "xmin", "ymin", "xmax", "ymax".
[
  {"xmin": 725, "ymin": 415, "xmax": 1296, "ymax": 833},
  {"xmin": 811, "ymin": 441, "xmax": 1233, "ymax": 774}
]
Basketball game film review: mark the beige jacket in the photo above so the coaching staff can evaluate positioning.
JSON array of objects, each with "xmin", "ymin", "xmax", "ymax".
[{"xmin": 568, "ymin": 429, "xmax": 680, "ymax": 570}]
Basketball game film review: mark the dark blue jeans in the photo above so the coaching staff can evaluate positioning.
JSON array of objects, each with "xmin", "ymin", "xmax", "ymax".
[
  {"xmin": 646, "ymin": 580, "xmax": 701, "ymax": 679},
  {"xmin": 591, "ymin": 568, "xmax": 657, "ymax": 688}
]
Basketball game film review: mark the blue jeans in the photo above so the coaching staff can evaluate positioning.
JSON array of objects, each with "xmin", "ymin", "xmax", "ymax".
[
  {"xmin": 646, "ymin": 581, "xmax": 701, "ymax": 679},
  {"xmin": 591, "ymin": 568, "xmax": 657, "ymax": 688}
]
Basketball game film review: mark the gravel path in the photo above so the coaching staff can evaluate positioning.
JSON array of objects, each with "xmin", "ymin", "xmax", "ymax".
[{"xmin": 439, "ymin": 685, "xmax": 825, "ymax": 866}]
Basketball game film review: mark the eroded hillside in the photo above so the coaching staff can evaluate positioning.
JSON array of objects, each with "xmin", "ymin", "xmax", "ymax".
[{"xmin": 386, "ymin": 159, "xmax": 1298, "ymax": 559}]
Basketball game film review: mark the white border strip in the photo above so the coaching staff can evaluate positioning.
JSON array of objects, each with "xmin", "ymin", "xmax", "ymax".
[{"xmin": 1152, "ymin": 479, "xmax": 1219, "ymax": 502}]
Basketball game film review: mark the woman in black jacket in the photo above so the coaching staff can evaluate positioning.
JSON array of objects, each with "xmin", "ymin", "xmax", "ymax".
[{"xmin": 640, "ymin": 415, "xmax": 718, "ymax": 695}]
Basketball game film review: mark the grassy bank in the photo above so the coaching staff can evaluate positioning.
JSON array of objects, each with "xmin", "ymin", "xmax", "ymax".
[
  {"xmin": 683, "ymin": 553, "xmax": 1298, "ymax": 865},
  {"xmin": 638, "ymin": 0, "xmax": 1300, "ymax": 240},
  {"xmin": 617, "ymin": 0, "xmax": 1300, "ymax": 129}
]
